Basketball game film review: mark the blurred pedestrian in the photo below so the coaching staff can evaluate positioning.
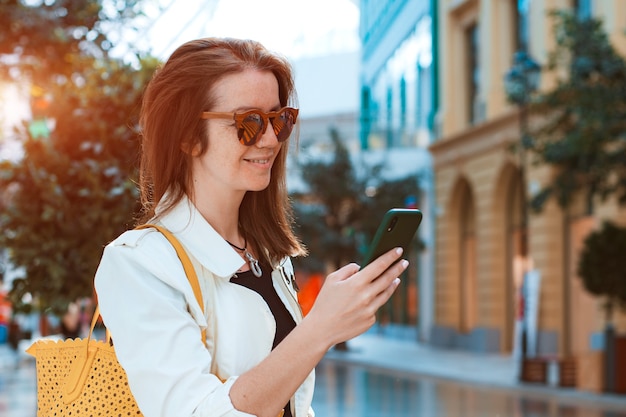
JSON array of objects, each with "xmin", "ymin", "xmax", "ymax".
[
  {"xmin": 94, "ymin": 37, "xmax": 407, "ymax": 417},
  {"xmin": 59, "ymin": 301, "xmax": 81, "ymax": 339},
  {"xmin": 7, "ymin": 318, "xmax": 20, "ymax": 350}
]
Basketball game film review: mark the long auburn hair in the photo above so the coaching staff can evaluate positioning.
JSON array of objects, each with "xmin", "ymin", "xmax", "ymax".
[{"xmin": 138, "ymin": 37, "xmax": 306, "ymax": 264}]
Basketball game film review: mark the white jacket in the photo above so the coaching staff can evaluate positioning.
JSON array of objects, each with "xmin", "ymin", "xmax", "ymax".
[{"xmin": 94, "ymin": 196, "xmax": 315, "ymax": 417}]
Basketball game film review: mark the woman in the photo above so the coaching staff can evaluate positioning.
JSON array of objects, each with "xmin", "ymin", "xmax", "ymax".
[{"xmin": 94, "ymin": 37, "xmax": 407, "ymax": 417}]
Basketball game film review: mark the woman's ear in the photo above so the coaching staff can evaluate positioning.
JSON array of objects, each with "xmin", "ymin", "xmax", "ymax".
[{"xmin": 181, "ymin": 140, "xmax": 201, "ymax": 156}]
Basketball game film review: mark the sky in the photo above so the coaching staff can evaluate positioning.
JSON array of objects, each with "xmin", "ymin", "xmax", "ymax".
[
  {"xmin": 118, "ymin": 0, "xmax": 364, "ymax": 119},
  {"xmin": 123, "ymin": 0, "xmax": 361, "ymax": 61}
]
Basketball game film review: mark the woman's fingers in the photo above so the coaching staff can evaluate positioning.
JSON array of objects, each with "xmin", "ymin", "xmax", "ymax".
[
  {"xmin": 326, "ymin": 262, "xmax": 361, "ymax": 283},
  {"xmin": 326, "ymin": 247, "xmax": 404, "ymax": 286},
  {"xmin": 372, "ymin": 277, "xmax": 402, "ymax": 309},
  {"xmin": 359, "ymin": 247, "xmax": 404, "ymax": 281},
  {"xmin": 357, "ymin": 248, "xmax": 407, "ymax": 294},
  {"xmin": 306, "ymin": 249, "xmax": 409, "ymax": 346},
  {"xmin": 365, "ymin": 258, "xmax": 408, "ymax": 307}
]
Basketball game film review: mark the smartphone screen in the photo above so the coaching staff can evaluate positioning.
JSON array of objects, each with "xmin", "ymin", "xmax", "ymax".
[{"xmin": 362, "ymin": 208, "xmax": 422, "ymax": 266}]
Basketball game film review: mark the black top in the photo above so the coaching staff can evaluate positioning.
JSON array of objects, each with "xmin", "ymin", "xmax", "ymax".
[{"xmin": 230, "ymin": 265, "xmax": 296, "ymax": 416}]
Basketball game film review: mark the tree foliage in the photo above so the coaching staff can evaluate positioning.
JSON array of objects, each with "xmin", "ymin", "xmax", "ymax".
[
  {"xmin": 292, "ymin": 129, "xmax": 367, "ymax": 271},
  {"xmin": 0, "ymin": 0, "xmax": 143, "ymax": 83},
  {"xmin": 577, "ymin": 221, "xmax": 626, "ymax": 324},
  {"xmin": 0, "ymin": 0, "xmax": 158, "ymax": 314},
  {"xmin": 291, "ymin": 128, "xmax": 422, "ymax": 272},
  {"xmin": 527, "ymin": 11, "xmax": 626, "ymax": 213}
]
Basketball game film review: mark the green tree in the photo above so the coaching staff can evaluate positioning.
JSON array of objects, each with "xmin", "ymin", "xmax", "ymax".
[
  {"xmin": 527, "ymin": 11, "xmax": 626, "ymax": 213},
  {"xmin": 577, "ymin": 220, "xmax": 626, "ymax": 392},
  {"xmin": 577, "ymin": 221, "xmax": 626, "ymax": 326},
  {"xmin": 0, "ymin": 0, "xmax": 144, "ymax": 85},
  {"xmin": 0, "ymin": 0, "xmax": 157, "ymax": 315},
  {"xmin": 292, "ymin": 129, "xmax": 422, "ymax": 270},
  {"xmin": 292, "ymin": 129, "xmax": 369, "ymax": 271}
]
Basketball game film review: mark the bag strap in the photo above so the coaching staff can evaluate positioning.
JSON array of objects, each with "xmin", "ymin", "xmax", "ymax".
[
  {"xmin": 90, "ymin": 225, "xmax": 208, "ymax": 348},
  {"xmin": 135, "ymin": 223, "xmax": 207, "ymax": 346}
]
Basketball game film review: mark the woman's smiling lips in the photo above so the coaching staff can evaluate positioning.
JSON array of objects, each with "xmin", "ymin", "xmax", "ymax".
[{"xmin": 244, "ymin": 155, "xmax": 274, "ymax": 167}]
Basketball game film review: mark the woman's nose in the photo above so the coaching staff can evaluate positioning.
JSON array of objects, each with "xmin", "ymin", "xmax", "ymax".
[{"xmin": 255, "ymin": 122, "xmax": 280, "ymax": 147}]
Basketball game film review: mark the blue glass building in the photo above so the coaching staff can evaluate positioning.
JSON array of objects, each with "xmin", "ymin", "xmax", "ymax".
[{"xmin": 359, "ymin": 0, "xmax": 437, "ymax": 342}]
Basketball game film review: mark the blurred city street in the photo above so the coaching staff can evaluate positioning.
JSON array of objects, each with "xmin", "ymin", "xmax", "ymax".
[
  {"xmin": 0, "ymin": 343, "xmax": 36, "ymax": 417},
  {"xmin": 2, "ymin": 0, "xmax": 626, "ymax": 415},
  {"xmin": 2, "ymin": 333, "xmax": 626, "ymax": 417}
]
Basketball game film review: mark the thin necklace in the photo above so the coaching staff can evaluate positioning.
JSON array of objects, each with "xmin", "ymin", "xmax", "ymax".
[{"xmin": 225, "ymin": 237, "xmax": 263, "ymax": 278}]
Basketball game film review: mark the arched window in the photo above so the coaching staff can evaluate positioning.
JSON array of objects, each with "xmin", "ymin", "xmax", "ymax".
[
  {"xmin": 507, "ymin": 167, "xmax": 526, "ymax": 351},
  {"xmin": 459, "ymin": 180, "xmax": 477, "ymax": 332}
]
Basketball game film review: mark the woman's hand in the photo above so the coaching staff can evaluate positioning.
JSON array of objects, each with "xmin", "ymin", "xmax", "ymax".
[
  {"xmin": 229, "ymin": 248, "xmax": 407, "ymax": 417},
  {"xmin": 304, "ymin": 247, "xmax": 408, "ymax": 348}
]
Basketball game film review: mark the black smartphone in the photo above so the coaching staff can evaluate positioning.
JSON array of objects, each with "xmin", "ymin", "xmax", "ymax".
[{"xmin": 362, "ymin": 208, "xmax": 423, "ymax": 266}]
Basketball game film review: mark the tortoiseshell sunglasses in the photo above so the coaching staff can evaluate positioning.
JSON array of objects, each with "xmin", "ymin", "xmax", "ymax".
[{"xmin": 201, "ymin": 107, "xmax": 299, "ymax": 146}]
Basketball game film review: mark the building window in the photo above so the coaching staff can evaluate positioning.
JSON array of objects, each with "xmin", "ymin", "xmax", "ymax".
[
  {"xmin": 386, "ymin": 86, "xmax": 393, "ymax": 147},
  {"xmin": 360, "ymin": 86, "xmax": 372, "ymax": 149},
  {"xmin": 466, "ymin": 23, "xmax": 480, "ymax": 125},
  {"xmin": 400, "ymin": 76, "xmax": 407, "ymax": 128}
]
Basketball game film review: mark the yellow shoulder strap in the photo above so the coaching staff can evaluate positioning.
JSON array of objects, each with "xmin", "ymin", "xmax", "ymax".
[{"xmin": 135, "ymin": 224, "xmax": 207, "ymax": 346}]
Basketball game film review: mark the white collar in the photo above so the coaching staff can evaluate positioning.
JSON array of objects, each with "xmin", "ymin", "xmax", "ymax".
[{"xmin": 156, "ymin": 195, "xmax": 245, "ymax": 279}]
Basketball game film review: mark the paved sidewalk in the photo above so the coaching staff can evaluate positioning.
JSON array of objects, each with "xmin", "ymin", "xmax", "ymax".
[
  {"xmin": 0, "ymin": 343, "xmax": 37, "ymax": 417},
  {"xmin": 3, "ymin": 333, "xmax": 626, "ymax": 415},
  {"xmin": 324, "ymin": 333, "xmax": 626, "ymax": 408}
]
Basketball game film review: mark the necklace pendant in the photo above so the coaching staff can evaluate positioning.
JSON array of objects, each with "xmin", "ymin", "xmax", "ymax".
[{"xmin": 245, "ymin": 251, "xmax": 263, "ymax": 278}]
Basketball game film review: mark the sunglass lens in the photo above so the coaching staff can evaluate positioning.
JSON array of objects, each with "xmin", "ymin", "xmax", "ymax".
[
  {"xmin": 239, "ymin": 113, "xmax": 264, "ymax": 146},
  {"xmin": 274, "ymin": 109, "xmax": 295, "ymax": 142}
]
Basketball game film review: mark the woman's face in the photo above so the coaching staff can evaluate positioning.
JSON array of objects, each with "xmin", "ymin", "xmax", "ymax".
[{"xmin": 191, "ymin": 69, "xmax": 283, "ymax": 202}]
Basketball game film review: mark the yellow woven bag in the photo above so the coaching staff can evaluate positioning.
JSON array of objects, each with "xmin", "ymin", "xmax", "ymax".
[{"xmin": 26, "ymin": 225, "xmax": 206, "ymax": 417}]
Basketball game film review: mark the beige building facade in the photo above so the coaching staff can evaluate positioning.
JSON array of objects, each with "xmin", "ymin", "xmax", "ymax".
[{"xmin": 430, "ymin": 0, "xmax": 626, "ymax": 357}]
